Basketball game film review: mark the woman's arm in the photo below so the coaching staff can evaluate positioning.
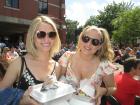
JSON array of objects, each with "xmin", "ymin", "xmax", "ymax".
[
  {"xmin": 94, "ymin": 73, "xmax": 116, "ymax": 105},
  {"xmin": 94, "ymin": 74, "xmax": 116, "ymax": 97},
  {"xmin": 55, "ymin": 63, "xmax": 67, "ymax": 80},
  {"xmin": 56, "ymin": 51, "xmax": 72, "ymax": 80},
  {"xmin": 19, "ymin": 87, "xmax": 41, "ymax": 105},
  {"xmin": 103, "ymin": 73, "xmax": 116, "ymax": 96},
  {"xmin": 0, "ymin": 57, "xmax": 21, "ymax": 88}
]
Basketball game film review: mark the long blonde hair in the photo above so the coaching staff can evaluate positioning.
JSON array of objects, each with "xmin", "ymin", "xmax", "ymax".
[
  {"xmin": 26, "ymin": 15, "xmax": 61, "ymax": 58},
  {"xmin": 77, "ymin": 25, "xmax": 114, "ymax": 61}
]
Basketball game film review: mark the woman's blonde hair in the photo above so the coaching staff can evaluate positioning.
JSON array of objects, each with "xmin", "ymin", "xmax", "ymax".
[
  {"xmin": 26, "ymin": 15, "xmax": 61, "ymax": 58},
  {"xmin": 77, "ymin": 25, "xmax": 114, "ymax": 61}
]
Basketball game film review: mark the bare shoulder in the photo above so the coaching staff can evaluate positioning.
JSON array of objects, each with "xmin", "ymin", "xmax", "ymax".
[
  {"xmin": 0, "ymin": 57, "xmax": 23, "ymax": 87},
  {"xmin": 7, "ymin": 57, "xmax": 22, "ymax": 73}
]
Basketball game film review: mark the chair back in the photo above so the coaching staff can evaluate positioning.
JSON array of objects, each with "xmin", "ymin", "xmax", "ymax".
[{"xmin": 106, "ymin": 95, "xmax": 121, "ymax": 105}]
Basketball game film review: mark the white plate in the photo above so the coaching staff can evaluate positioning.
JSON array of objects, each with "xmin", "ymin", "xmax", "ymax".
[
  {"xmin": 69, "ymin": 95, "xmax": 95, "ymax": 105},
  {"xmin": 30, "ymin": 82, "xmax": 75, "ymax": 104}
]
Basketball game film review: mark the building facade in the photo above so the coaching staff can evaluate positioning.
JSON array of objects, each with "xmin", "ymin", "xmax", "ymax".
[{"xmin": 0, "ymin": 0, "xmax": 66, "ymax": 47}]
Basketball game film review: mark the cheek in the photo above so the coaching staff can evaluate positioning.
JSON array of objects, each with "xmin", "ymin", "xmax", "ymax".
[
  {"xmin": 94, "ymin": 45, "xmax": 101, "ymax": 52},
  {"xmin": 136, "ymin": 70, "xmax": 140, "ymax": 75},
  {"xmin": 50, "ymin": 39, "xmax": 55, "ymax": 45},
  {"xmin": 91, "ymin": 47, "xmax": 99, "ymax": 54},
  {"xmin": 78, "ymin": 41, "xmax": 83, "ymax": 49},
  {"xmin": 33, "ymin": 37, "xmax": 41, "ymax": 49},
  {"xmin": 138, "ymin": 70, "xmax": 140, "ymax": 75},
  {"xmin": 136, "ymin": 65, "xmax": 140, "ymax": 75},
  {"xmin": 33, "ymin": 38, "xmax": 37, "ymax": 47}
]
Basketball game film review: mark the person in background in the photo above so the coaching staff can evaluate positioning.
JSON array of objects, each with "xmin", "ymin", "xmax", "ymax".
[
  {"xmin": 57, "ymin": 25, "xmax": 116, "ymax": 105},
  {"xmin": 0, "ymin": 15, "xmax": 61, "ymax": 105},
  {"xmin": 7, "ymin": 46, "xmax": 19, "ymax": 62},
  {"xmin": 136, "ymin": 48, "xmax": 140, "ymax": 59},
  {"xmin": 0, "ymin": 63, "xmax": 6, "ymax": 81},
  {"xmin": 0, "ymin": 47, "xmax": 11, "ymax": 69},
  {"xmin": 113, "ymin": 57, "xmax": 140, "ymax": 105},
  {"xmin": 1, "ymin": 47, "xmax": 11, "ymax": 62},
  {"xmin": 113, "ymin": 47, "xmax": 123, "ymax": 64},
  {"xmin": 18, "ymin": 39, "xmax": 26, "ymax": 56},
  {"xmin": 121, "ymin": 47, "xmax": 133, "ymax": 62}
]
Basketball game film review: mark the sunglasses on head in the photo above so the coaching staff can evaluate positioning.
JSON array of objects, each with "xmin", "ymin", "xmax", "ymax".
[
  {"xmin": 36, "ymin": 31, "xmax": 56, "ymax": 39},
  {"xmin": 81, "ymin": 35, "xmax": 103, "ymax": 46}
]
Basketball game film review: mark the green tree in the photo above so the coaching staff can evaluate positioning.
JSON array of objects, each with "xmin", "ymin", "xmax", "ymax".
[
  {"xmin": 98, "ymin": 1, "xmax": 133, "ymax": 36},
  {"xmin": 112, "ymin": 7, "xmax": 140, "ymax": 46},
  {"xmin": 84, "ymin": 16, "xmax": 100, "ymax": 27},
  {"xmin": 85, "ymin": 1, "xmax": 133, "ymax": 37},
  {"xmin": 65, "ymin": 19, "xmax": 79, "ymax": 44}
]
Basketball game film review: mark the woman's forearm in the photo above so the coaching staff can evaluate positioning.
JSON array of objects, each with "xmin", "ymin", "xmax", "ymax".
[{"xmin": 105, "ymin": 86, "xmax": 116, "ymax": 96}]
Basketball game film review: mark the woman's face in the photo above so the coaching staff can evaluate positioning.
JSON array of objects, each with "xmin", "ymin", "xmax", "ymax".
[
  {"xmin": 135, "ymin": 63, "xmax": 140, "ymax": 76},
  {"xmin": 79, "ymin": 29, "xmax": 102, "ymax": 55},
  {"xmin": 34, "ymin": 22, "xmax": 56, "ymax": 53}
]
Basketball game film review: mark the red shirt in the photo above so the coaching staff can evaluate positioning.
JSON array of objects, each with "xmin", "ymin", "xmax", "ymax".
[{"xmin": 114, "ymin": 72, "xmax": 140, "ymax": 105}]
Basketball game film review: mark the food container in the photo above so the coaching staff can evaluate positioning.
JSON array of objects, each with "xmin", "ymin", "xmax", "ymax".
[
  {"xmin": 69, "ymin": 94, "xmax": 94, "ymax": 105},
  {"xmin": 30, "ymin": 82, "xmax": 75, "ymax": 105}
]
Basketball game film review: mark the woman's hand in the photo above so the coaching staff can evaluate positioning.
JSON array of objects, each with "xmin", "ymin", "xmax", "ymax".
[
  {"xmin": 20, "ymin": 87, "xmax": 41, "ymax": 105},
  {"xmin": 92, "ymin": 84, "xmax": 107, "ymax": 105},
  {"xmin": 41, "ymin": 75, "xmax": 57, "ymax": 92},
  {"xmin": 43, "ymin": 75, "xmax": 57, "ymax": 85}
]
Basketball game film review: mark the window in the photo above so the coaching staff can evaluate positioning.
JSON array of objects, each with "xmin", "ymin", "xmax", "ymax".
[
  {"xmin": 5, "ymin": 0, "xmax": 19, "ymax": 8},
  {"xmin": 38, "ymin": 0, "xmax": 48, "ymax": 14}
]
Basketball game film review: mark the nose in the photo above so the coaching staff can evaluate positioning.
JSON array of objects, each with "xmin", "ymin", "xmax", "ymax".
[
  {"xmin": 86, "ymin": 39, "xmax": 92, "ymax": 46},
  {"xmin": 43, "ymin": 35, "xmax": 50, "ymax": 41}
]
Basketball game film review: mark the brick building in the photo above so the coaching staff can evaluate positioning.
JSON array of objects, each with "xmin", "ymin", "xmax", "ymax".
[{"xmin": 0, "ymin": 0, "xmax": 66, "ymax": 47}]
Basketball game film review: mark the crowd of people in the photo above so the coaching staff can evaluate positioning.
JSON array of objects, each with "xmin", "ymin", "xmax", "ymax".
[
  {"xmin": 0, "ymin": 15, "xmax": 140, "ymax": 105},
  {"xmin": 113, "ymin": 46, "xmax": 140, "ymax": 64}
]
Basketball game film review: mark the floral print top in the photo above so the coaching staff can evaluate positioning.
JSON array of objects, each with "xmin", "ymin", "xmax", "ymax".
[{"xmin": 59, "ymin": 51, "xmax": 116, "ymax": 97}]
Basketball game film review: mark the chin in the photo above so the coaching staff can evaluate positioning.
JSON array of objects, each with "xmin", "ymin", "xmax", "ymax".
[
  {"xmin": 81, "ymin": 50, "xmax": 92, "ymax": 55},
  {"xmin": 41, "ymin": 48, "xmax": 51, "ymax": 52}
]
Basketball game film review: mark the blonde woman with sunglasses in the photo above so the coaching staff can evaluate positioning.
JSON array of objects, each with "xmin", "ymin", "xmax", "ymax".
[
  {"xmin": 57, "ymin": 26, "xmax": 116, "ymax": 105},
  {"xmin": 0, "ymin": 15, "xmax": 61, "ymax": 105}
]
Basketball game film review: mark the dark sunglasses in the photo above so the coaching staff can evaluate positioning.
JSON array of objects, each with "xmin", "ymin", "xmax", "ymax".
[
  {"xmin": 36, "ymin": 31, "xmax": 56, "ymax": 39},
  {"xmin": 81, "ymin": 35, "xmax": 103, "ymax": 46}
]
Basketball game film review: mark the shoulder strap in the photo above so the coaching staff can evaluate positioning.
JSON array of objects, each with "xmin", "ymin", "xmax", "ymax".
[
  {"xmin": 23, "ymin": 57, "xmax": 28, "ymax": 69},
  {"xmin": 51, "ymin": 61, "xmax": 56, "ymax": 75},
  {"xmin": 17, "ymin": 56, "xmax": 25, "ymax": 87},
  {"xmin": 19, "ymin": 56, "xmax": 24, "ymax": 79}
]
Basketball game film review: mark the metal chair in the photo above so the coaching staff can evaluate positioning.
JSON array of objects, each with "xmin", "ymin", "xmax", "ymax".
[{"xmin": 106, "ymin": 95, "xmax": 121, "ymax": 105}]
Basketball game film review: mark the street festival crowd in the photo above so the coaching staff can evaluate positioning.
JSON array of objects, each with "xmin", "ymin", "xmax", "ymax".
[{"xmin": 0, "ymin": 15, "xmax": 140, "ymax": 105}]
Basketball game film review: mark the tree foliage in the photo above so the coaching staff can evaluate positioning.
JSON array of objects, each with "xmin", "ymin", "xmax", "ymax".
[
  {"xmin": 65, "ymin": 19, "xmax": 79, "ymax": 44},
  {"xmin": 112, "ymin": 7, "xmax": 140, "ymax": 46},
  {"xmin": 98, "ymin": 1, "xmax": 133, "ymax": 35},
  {"xmin": 65, "ymin": 1, "xmax": 139, "ymax": 46},
  {"xmin": 85, "ymin": 1, "xmax": 133, "ymax": 36},
  {"xmin": 84, "ymin": 16, "xmax": 100, "ymax": 27}
]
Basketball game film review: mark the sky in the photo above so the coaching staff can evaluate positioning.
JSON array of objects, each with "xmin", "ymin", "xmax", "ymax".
[{"xmin": 65, "ymin": 0, "xmax": 140, "ymax": 26}]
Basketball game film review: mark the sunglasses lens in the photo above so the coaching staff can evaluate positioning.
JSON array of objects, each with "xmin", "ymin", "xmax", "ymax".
[
  {"xmin": 82, "ymin": 35, "xmax": 102, "ymax": 46},
  {"xmin": 92, "ymin": 39, "xmax": 100, "ymax": 46},
  {"xmin": 37, "ymin": 31, "xmax": 56, "ymax": 39},
  {"xmin": 82, "ymin": 35, "xmax": 90, "ymax": 43},
  {"xmin": 48, "ymin": 32, "xmax": 57, "ymax": 38},
  {"xmin": 37, "ymin": 31, "xmax": 46, "ymax": 39}
]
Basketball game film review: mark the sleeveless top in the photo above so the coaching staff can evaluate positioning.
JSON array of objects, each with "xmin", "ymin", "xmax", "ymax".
[{"xmin": 14, "ymin": 57, "xmax": 56, "ymax": 91}]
